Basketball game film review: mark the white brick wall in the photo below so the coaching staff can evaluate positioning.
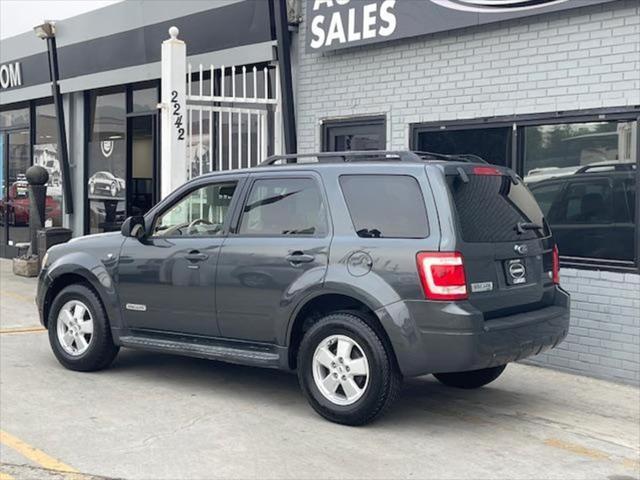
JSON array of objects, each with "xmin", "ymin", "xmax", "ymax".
[
  {"xmin": 294, "ymin": 0, "xmax": 640, "ymax": 151},
  {"xmin": 294, "ymin": 0, "xmax": 640, "ymax": 384},
  {"xmin": 526, "ymin": 269, "xmax": 640, "ymax": 385}
]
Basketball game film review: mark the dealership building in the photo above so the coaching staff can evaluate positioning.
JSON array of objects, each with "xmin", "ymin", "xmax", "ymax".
[{"xmin": 0, "ymin": 0, "xmax": 638, "ymax": 384}]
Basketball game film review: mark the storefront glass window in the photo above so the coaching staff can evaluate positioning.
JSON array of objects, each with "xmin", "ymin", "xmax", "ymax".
[
  {"xmin": 87, "ymin": 91, "xmax": 126, "ymax": 234},
  {"xmin": 0, "ymin": 107, "xmax": 29, "ymax": 129},
  {"xmin": 414, "ymin": 127, "xmax": 512, "ymax": 166},
  {"xmin": 132, "ymin": 87, "xmax": 158, "ymax": 113},
  {"xmin": 524, "ymin": 121, "xmax": 637, "ymax": 265},
  {"xmin": 34, "ymin": 103, "xmax": 62, "ymax": 227}
]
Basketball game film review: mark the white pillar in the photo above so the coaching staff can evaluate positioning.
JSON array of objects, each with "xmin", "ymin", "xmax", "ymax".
[{"xmin": 161, "ymin": 26, "xmax": 187, "ymax": 199}]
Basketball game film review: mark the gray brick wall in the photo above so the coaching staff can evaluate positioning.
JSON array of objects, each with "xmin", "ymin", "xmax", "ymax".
[
  {"xmin": 525, "ymin": 269, "xmax": 640, "ymax": 385},
  {"xmin": 294, "ymin": 0, "xmax": 640, "ymax": 384}
]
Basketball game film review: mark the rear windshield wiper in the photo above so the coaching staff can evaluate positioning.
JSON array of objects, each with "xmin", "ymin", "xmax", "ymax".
[
  {"xmin": 516, "ymin": 222, "xmax": 542, "ymax": 234},
  {"xmin": 357, "ymin": 228, "xmax": 382, "ymax": 238}
]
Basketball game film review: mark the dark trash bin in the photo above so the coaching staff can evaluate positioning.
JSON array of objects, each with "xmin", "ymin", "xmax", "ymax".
[{"xmin": 38, "ymin": 227, "xmax": 73, "ymax": 266}]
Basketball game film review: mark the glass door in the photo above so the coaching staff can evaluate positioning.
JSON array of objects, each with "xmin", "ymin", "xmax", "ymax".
[
  {"xmin": 127, "ymin": 114, "xmax": 157, "ymax": 217},
  {"xmin": 1, "ymin": 130, "xmax": 31, "ymax": 256}
]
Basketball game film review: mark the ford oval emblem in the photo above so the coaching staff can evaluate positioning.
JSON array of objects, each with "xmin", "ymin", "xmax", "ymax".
[
  {"xmin": 509, "ymin": 262, "xmax": 526, "ymax": 280},
  {"xmin": 514, "ymin": 244, "xmax": 528, "ymax": 255}
]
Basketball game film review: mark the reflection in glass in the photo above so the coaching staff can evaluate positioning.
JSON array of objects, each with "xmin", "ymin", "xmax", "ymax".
[
  {"xmin": 87, "ymin": 91, "xmax": 126, "ymax": 234},
  {"xmin": 523, "ymin": 122, "xmax": 636, "ymax": 182},
  {"xmin": 525, "ymin": 120, "xmax": 637, "ymax": 263},
  {"xmin": 131, "ymin": 116, "xmax": 154, "ymax": 217},
  {"xmin": 34, "ymin": 103, "xmax": 62, "ymax": 227},
  {"xmin": 154, "ymin": 182, "xmax": 237, "ymax": 237},
  {"xmin": 132, "ymin": 87, "xmax": 158, "ymax": 113},
  {"xmin": 415, "ymin": 127, "xmax": 512, "ymax": 166},
  {"xmin": 7, "ymin": 130, "xmax": 31, "ymax": 246},
  {"xmin": 0, "ymin": 108, "xmax": 29, "ymax": 129}
]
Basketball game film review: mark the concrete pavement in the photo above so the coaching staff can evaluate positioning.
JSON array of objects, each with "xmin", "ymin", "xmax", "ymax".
[{"xmin": 1, "ymin": 259, "xmax": 639, "ymax": 480}]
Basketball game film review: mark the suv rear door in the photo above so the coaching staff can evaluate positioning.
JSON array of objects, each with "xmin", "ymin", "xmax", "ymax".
[
  {"xmin": 215, "ymin": 171, "xmax": 331, "ymax": 343},
  {"xmin": 442, "ymin": 164, "xmax": 557, "ymax": 318}
]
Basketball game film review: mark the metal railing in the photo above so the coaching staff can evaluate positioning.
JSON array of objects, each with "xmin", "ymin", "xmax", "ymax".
[{"xmin": 186, "ymin": 63, "xmax": 280, "ymax": 178}]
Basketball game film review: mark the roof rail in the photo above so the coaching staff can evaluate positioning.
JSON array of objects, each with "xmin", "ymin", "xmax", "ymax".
[
  {"xmin": 575, "ymin": 162, "xmax": 636, "ymax": 174},
  {"xmin": 259, "ymin": 150, "xmax": 486, "ymax": 166}
]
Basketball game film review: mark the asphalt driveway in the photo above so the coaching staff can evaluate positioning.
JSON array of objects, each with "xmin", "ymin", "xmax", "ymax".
[{"xmin": 0, "ymin": 259, "xmax": 638, "ymax": 480}]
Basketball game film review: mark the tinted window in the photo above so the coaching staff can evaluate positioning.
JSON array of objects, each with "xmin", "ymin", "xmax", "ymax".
[
  {"xmin": 340, "ymin": 175, "xmax": 429, "ymax": 238},
  {"xmin": 523, "ymin": 119, "xmax": 637, "ymax": 264},
  {"xmin": 239, "ymin": 178, "xmax": 327, "ymax": 236},
  {"xmin": 154, "ymin": 182, "xmax": 237, "ymax": 237},
  {"xmin": 414, "ymin": 127, "xmax": 512, "ymax": 166},
  {"xmin": 323, "ymin": 117, "xmax": 386, "ymax": 152},
  {"xmin": 530, "ymin": 173, "xmax": 636, "ymax": 262},
  {"xmin": 448, "ymin": 174, "xmax": 549, "ymax": 243}
]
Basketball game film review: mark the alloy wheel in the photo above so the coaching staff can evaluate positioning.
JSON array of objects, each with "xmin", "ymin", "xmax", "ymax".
[
  {"xmin": 56, "ymin": 300, "xmax": 94, "ymax": 356},
  {"xmin": 312, "ymin": 334, "xmax": 370, "ymax": 406}
]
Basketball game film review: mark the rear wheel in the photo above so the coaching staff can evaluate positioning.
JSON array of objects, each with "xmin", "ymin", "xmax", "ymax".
[
  {"xmin": 434, "ymin": 365, "xmax": 507, "ymax": 389},
  {"xmin": 297, "ymin": 312, "xmax": 401, "ymax": 425},
  {"xmin": 48, "ymin": 284, "xmax": 119, "ymax": 372}
]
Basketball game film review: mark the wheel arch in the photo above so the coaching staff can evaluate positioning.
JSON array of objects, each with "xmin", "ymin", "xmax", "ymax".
[
  {"xmin": 43, "ymin": 259, "xmax": 123, "ymax": 332},
  {"xmin": 286, "ymin": 292, "xmax": 399, "ymax": 371}
]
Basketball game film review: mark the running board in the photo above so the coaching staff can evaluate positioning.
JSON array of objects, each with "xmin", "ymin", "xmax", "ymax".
[{"xmin": 119, "ymin": 333, "xmax": 285, "ymax": 369}]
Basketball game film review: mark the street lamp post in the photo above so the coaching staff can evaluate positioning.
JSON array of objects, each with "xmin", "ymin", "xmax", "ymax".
[{"xmin": 34, "ymin": 21, "xmax": 73, "ymax": 215}]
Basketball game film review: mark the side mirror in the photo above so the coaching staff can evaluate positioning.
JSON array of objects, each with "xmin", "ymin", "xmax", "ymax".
[{"xmin": 121, "ymin": 216, "xmax": 146, "ymax": 240}]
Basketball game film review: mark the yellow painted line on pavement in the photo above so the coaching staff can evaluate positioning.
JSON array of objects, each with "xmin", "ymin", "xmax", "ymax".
[
  {"xmin": 0, "ymin": 430, "xmax": 78, "ymax": 476},
  {"xmin": 0, "ymin": 290, "xmax": 33, "ymax": 303},
  {"xmin": 544, "ymin": 437, "xmax": 611, "ymax": 461},
  {"xmin": 0, "ymin": 470, "xmax": 16, "ymax": 480},
  {"xmin": 0, "ymin": 326, "xmax": 46, "ymax": 335}
]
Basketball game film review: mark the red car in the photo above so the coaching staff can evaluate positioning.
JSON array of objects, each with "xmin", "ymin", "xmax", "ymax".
[{"xmin": 1, "ymin": 179, "xmax": 61, "ymax": 226}]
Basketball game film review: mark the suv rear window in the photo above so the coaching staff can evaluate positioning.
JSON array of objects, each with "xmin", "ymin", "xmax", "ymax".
[
  {"xmin": 447, "ymin": 174, "xmax": 549, "ymax": 243},
  {"xmin": 340, "ymin": 175, "xmax": 429, "ymax": 238}
]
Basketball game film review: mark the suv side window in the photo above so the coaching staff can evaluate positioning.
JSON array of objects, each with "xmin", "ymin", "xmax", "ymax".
[
  {"xmin": 153, "ymin": 182, "xmax": 237, "ymax": 237},
  {"xmin": 238, "ymin": 178, "xmax": 327, "ymax": 236},
  {"xmin": 556, "ymin": 179, "xmax": 612, "ymax": 224},
  {"xmin": 339, "ymin": 174, "xmax": 429, "ymax": 238}
]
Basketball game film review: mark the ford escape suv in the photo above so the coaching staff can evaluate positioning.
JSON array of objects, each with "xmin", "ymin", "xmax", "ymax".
[{"xmin": 37, "ymin": 151, "xmax": 570, "ymax": 425}]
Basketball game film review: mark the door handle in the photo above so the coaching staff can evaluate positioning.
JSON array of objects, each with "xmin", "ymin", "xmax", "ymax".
[
  {"xmin": 185, "ymin": 251, "xmax": 209, "ymax": 262},
  {"xmin": 285, "ymin": 251, "xmax": 315, "ymax": 265}
]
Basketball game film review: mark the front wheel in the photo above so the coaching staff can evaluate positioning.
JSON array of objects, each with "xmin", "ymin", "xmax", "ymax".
[
  {"xmin": 48, "ymin": 284, "xmax": 119, "ymax": 372},
  {"xmin": 434, "ymin": 365, "xmax": 507, "ymax": 389},
  {"xmin": 297, "ymin": 312, "xmax": 401, "ymax": 426}
]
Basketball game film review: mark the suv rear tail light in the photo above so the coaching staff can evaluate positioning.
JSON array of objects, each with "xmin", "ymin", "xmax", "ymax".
[
  {"xmin": 416, "ymin": 252, "xmax": 468, "ymax": 301},
  {"xmin": 552, "ymin": 244, "xmax": 560, "ymax": 284},
  {"xmin": 472, "ymin": 166, "xmax": 502, "ymax": 176}
]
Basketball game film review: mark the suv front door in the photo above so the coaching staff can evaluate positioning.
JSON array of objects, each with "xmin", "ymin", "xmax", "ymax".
[
  {"xmin": 117, "ymin": 176, "xmax": 243, "ymax": 336},
  {"xmin": 216, "ymin": 172, "xmax": 331, "ymax": 344}
]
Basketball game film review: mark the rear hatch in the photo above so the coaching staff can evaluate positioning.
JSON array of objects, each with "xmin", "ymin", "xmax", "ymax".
[{"xmin": 444, "ymin": 164, "xmax": 557, "ymax": 319}]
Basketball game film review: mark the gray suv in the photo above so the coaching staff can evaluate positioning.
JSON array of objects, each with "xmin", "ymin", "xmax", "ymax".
[{"xmin": 37, "ymin": 151, "xmax": 570, "ymax": 425}]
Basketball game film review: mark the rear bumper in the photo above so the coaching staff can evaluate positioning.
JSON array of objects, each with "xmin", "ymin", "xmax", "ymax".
[{"xmin": 376, "ymin": 287, "xmax": 570, "ymax": 377}]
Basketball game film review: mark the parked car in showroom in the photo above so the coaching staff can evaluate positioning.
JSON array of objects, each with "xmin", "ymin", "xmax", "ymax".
[
  {"xmin": 37, "ymin": 151, "xmax": 569, "ymax": 425},
  {"xmin": 88, "ymin": 171, "xmax": 125, "ymax": 198},
  {"xmin": 0, "ymin": 178, "xmax": 61, "ymax": 226}
]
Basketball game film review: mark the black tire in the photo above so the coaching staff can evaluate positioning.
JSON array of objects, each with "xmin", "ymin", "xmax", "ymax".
[
  {"xmin": 297, "ymin": 311, "xmax": 401, "ymax": 426},
  {"xmin": 434, "ymin": 365, "xmax": 507, "ymax": 389},
  {"xmin": 48, "ymin": 284, "xmax": 119, "ymax": 372}
]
